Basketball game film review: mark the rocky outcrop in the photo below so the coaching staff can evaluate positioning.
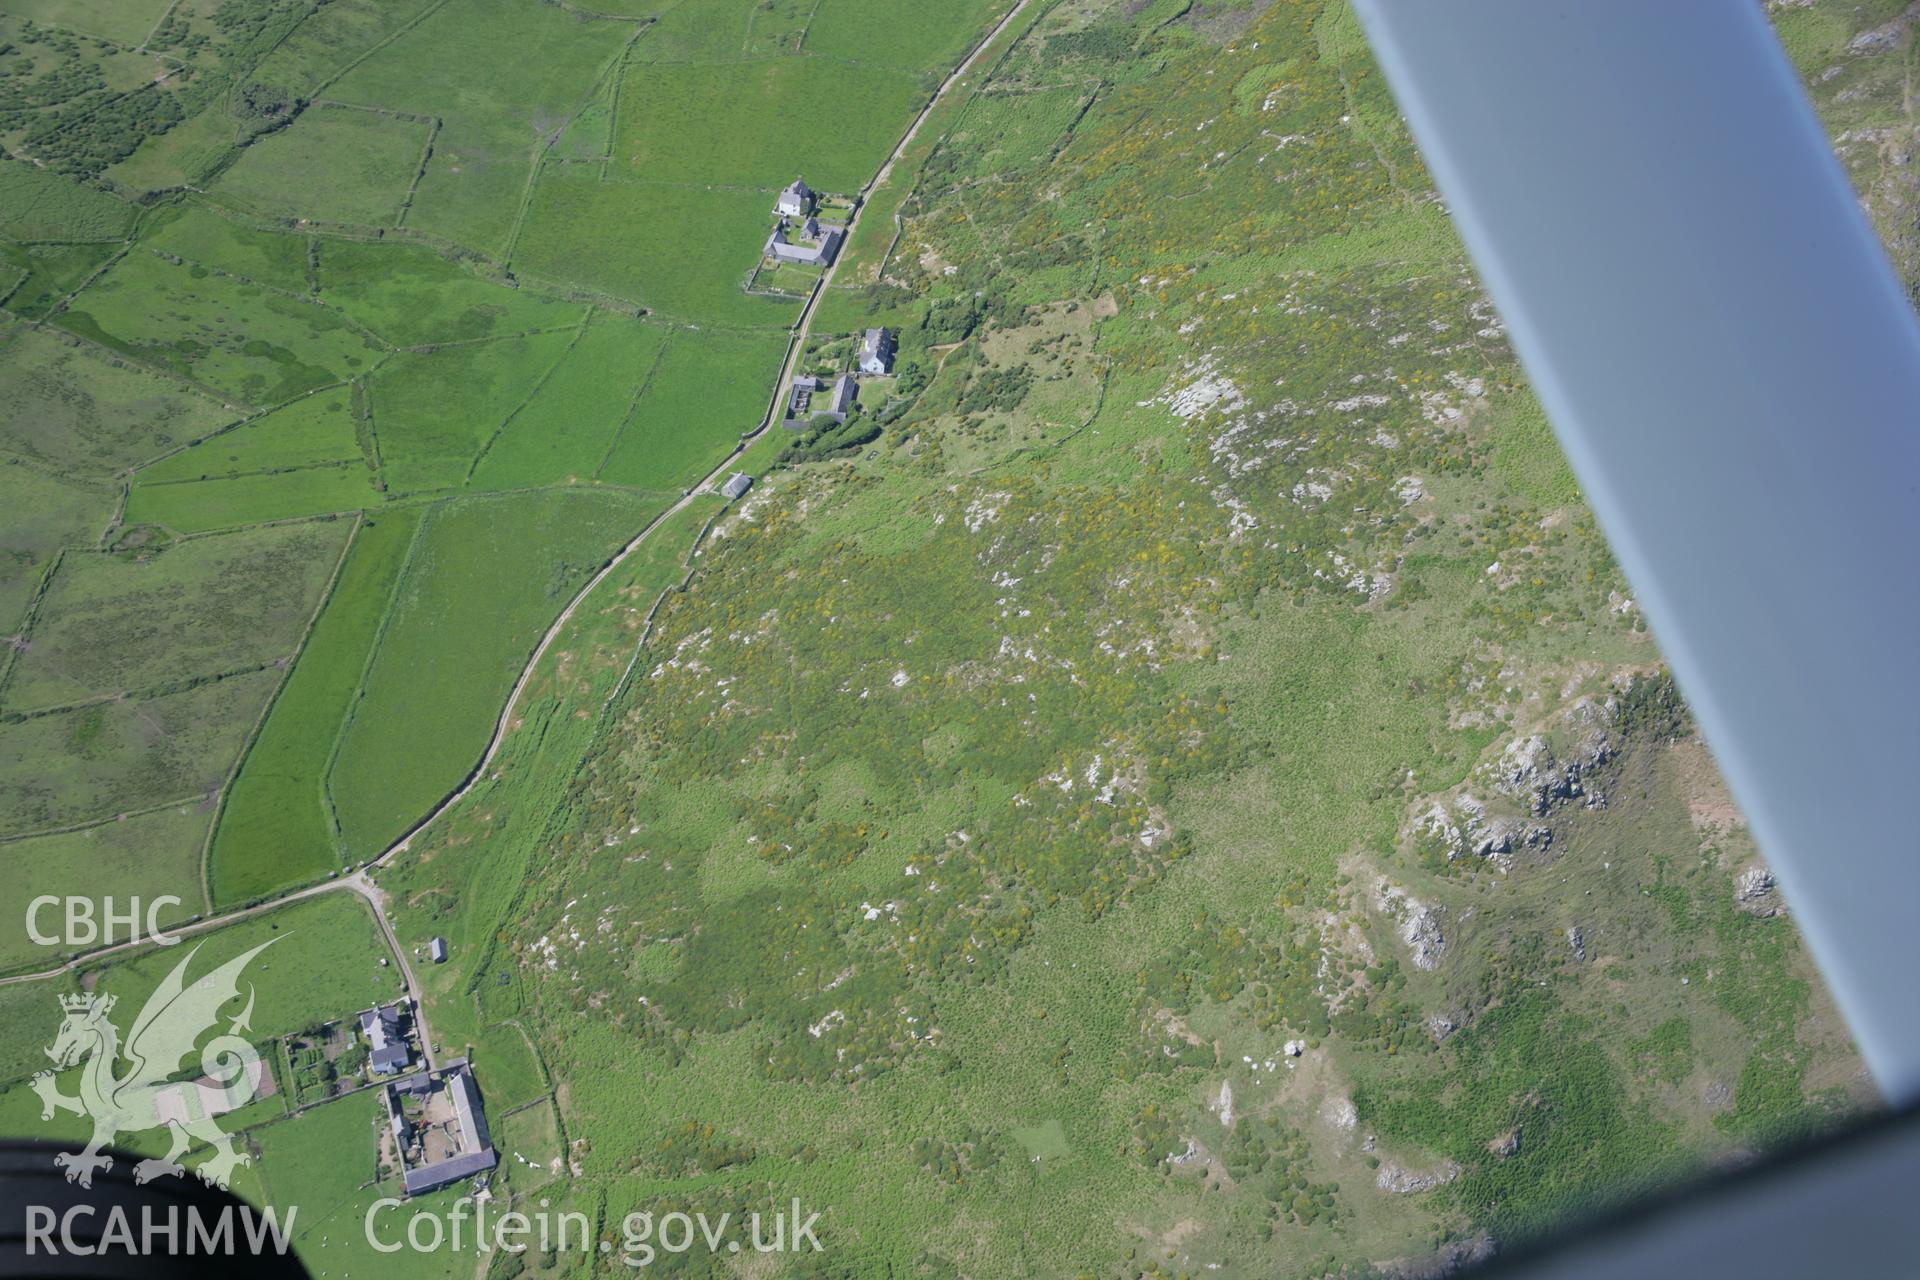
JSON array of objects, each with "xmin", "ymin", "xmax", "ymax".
[
  {"xmin": 1376, "ymin": 879, "xmax": 1446, "ymax": 970},
  {"xmin": 1376, "ymin": 1157, "xmax": 1461, "ymax": 1194},
  {"xmin": 1735, "ymin": 865, "xmax": 1785, "ymax": 916}
]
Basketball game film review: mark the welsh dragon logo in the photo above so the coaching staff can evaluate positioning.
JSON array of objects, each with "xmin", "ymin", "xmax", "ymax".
[{"xmin": 32, "ymin": 939, "xmax": 278, "ymax": 1189}]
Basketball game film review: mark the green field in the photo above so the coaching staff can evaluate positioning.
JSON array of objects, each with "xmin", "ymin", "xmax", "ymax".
[
  {"xmin": 0, "ymin": 462, "xmax": 111, "ymax": 635},
  {"xmin": 210, "ymin": 510, "xmax": 421, "ymax": 905},
  {"xmin": 139, "ymin": 393, "xmax": 365, "ymax": 484},
  {"xmin": 805, "ymin": 0, "xmax": 1010, "ymax": 73},
  {"xmin": 515, "ymin": 170, "xmax": 802, "ymax": 325},
  {"xmin": 0, "ymin": 802, "xmax": 207, "ymax": 972},
  {"xmin": 89, "ymin": 891, "xmax": 401, "ymax": 1043},
  {"xmin": 2, "ymin": 519, "xmax": 348, "ymax": 714},
  {"xmin": 141, "ymin": 204, "xmax": 315, "ymax": 295},
  {"xmin": 328, "ymin": 487, "xmax": 665, "ymax": 858},
  {"xmin": 0, "ymin": 159, "xmax": 137, "ymax": 241},
  {"xmin": 57, "ymin": 250, "xmax": 385, "ymax": 405},
  {"xmin": 214, "ymin": 106, "xmax": 432, "ymax": 228},
  {"xmin": 124, "ymin": 465, "xmax": 384, "ymax": 533},
  {"xmin": 0, "ymin": 667, "xmax": 280, "ymax": 835},
  {"xmin": 318, "ymin": 238, "xmax": 586, "ymax": 348},
  {"xmin": 596, "ymin": 326, "xmax": 787, "ymax": 488},
  {"xmin": 614, "ymin": 58, "xmax": 925, "ymax": 193},
  {"xmin": 323, "ymin": 0, "xmax": 631, "ymax": 255},
  {"xmin": 0, "ymin": 240, "xmax": 121, "ymax": 319},
  {"xmin": 368, "ymin": 328, "xmax": 577, "ymax": 493},
  {"xmin": 469, "ymin": 311, "xmax": 669, "ymax": 489},
  {"xmin": 0, "ymin": 323, "xmax": 233, "ymax": 475}
]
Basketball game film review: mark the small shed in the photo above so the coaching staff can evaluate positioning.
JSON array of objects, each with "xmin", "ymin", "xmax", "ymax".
[
  {"xmin": 428, "ymin": 937, "xmax": 448, "ymax": 964},
  {"xmin": 721, "ymin": 473, "xmax": 753, "ymax": 500}
]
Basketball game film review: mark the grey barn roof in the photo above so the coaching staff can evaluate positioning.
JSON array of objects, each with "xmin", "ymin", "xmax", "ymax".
[
  {"xmin": 402, "ymin": 1149, "xmax": 497, "ymax": 1196},
  {"xmin": 721, "ymin": 473, "xmax": 752, "ymax": 500},
  {"xmin": 829, "ymin": 374, "xmax": 857, "ymax": 416}
]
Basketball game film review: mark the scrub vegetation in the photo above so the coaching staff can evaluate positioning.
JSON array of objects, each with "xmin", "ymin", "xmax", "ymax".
[{"xmin": 0, "ymin": 2, "xmax": 1899, "ymax": 1278}]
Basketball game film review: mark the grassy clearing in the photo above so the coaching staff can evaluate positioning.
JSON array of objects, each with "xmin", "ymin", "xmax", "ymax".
[
  {"xmin": 58, "ymin": 250, "xmax": 385, "ymax": 405},
  {"xmin": 947, "ymin": 85, "xmax": 1090, "ymax": 178},
  {"xmin": 627, "ymin": 0, "xmax": 757, "ymax": 62},
  {"xmin": 0, "ymin": 323, "xmax": 233, "ymax": 475},
  {"xmin": 516, "ymin": 169, "xmax": 801, "ymax": 326},
  {"xmin": 211, "ymin": 509, "xmax": 421, "ymax": 906},
  {"xmin": 3, "ymin": 518, "xmax": 349, "ymax": 713},
  {"xmin": 0, "ymin": 462, "xmax": 111, "ymax": 633},
  {"xmin": 1487, "ymin": 388, "xmax": 1581, "ymax": 509},
  {"xmin": 141, "ymin": 203, "xmax": 313, "ymax": 294},
  {"xmin": 329, "ymin": 487, "xmax": 664, "ymax": 858},
  {"xmin": 470, "ymin": 312, "xmax": 669, "ymax": 489},
  {"xmin": 597, "ymin": 326, "xmax": 786, "ymax": 489},
  {"xmin": 613, "ymin": 57, "xmax": 924, "ymax": 192},
  {"xmin": 214, "ymin": 106, "xmax": 431, "ymax": 227},
  {"xmin": 369, "ymin": 328, "xmax": 575, "ymax": 493},
  {"xmin": 318, "ymin": 238, "xmax": 585, "ymax": 347},
  {"xmin": 0, "ymin": 802, "xmax": 207, "ymax": 972},
  {"xmin": 0, "ymin": 666, "xmax": 279, "ymax": 835},
  {"xmin": 139, "ymin": 392, "xmax": 363, "ymax": 484},
  {"xmin": 124, "ymin": 464, "xmax": 381, "ymax": 533},
  {"xmin": 0, "ymin": 974, "xmax": 81, "ymax": 1086}
]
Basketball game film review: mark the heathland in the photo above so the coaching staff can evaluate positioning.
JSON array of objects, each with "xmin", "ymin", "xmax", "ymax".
[{"xmin": 0, "ymin": 2, "xmax": 1905, "ymax": 1278}]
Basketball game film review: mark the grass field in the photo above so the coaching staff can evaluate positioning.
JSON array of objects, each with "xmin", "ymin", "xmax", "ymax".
[
  {"xmin": 805, "ymin": 0, "xmax": 1011, "ymax": 74},
  {"xmin": 469, "ymin": 311, "xmax": 669, "ymax": 489},
  {"xmin": 318, "ymin": 238, "xmax": 585, "ymax": 348},
  {"xmin": 89, "ymin": 891, "xmax": 401, "ymax": 1045},
  {"xmin": 613, "ymin": 57, "xmax": 925, "ymax": 193},
  {"xmin": 2, "ymin": 518, "xmax": 349, "ymax": 714},
  {"xmin": 0, "ymin": 241, "xmax": 121, "ymax": 319},
  {"xmin": 0, "ymin": 666, "xmax": 280, "ymax": 835},
  {"xmin": 141, "ymin": 204, "xmax": 314, "ymax": 296},
  {"xmin": 328, "ymin": 487, "xmax": 665, "ymax": 858},
  {"xmin": 214, "ymin": 106, "xmax": 431, "ymax": 228},
  {"xmin": 0, "ymin": 802, "xmax": 207, "ymax": 972},
  {"xmin": 323, "ymin": 0, "xmax": 632, "ymax": 255},
  {"xmin": 0, "ymin": 159, "xmax": 137, "ymax": 241},
  {"xmin": 125, "ymin": 465, "xmax": 383, "ymax": 533},
  {"xmin": 210, "ymin": 510, "xmax": 421, "ymax": 906},
  {"xmin": 0, "ymin": 462, "xmax": 111, "ymax": 635},
  {"xmin": 596, "ymin": 326, "xmax": 787, "ymax": 488},
  {"xmin": 57, "ymin": 250, "xmax": 385, "ymax": 405},
  {"xmin": 368, "ymin": 328, "xmax": 576, "ymax": 493},
  {"xmin": 139, "ymin": 393, "xmax": 364, "ymax": 484},
  {"xmin": 0, "ymin": 323, "xmax": 233, "ymax": 475},
  {"xmin": 515, "ymin": 170, "xmax": 802, "ymax": 326}
]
